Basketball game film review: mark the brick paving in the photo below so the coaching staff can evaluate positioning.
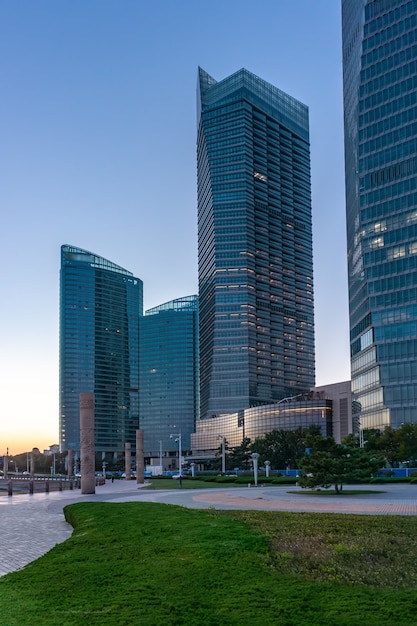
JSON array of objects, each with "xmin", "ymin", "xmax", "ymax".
[{"xmin": 1, "ymin": 481, "xmax": 416, "ymax": 578}]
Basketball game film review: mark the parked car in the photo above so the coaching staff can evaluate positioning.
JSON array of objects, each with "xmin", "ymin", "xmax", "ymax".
[{"xmin": 121, "ymin": 471, "xmax": 137, "ymax": 479}]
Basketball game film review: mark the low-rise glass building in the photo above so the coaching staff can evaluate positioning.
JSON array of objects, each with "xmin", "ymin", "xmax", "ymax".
[{"xmin": 191, "ymin": 395, "xmax": 332, "ymax": 464}]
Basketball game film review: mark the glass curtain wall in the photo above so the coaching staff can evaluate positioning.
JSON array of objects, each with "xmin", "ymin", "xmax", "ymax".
[
  {"xmin": 139, "ymin": 296, "xmax": 199, "ymax": 465},
  {"xmin": 342, "ymin": 0, "xmax": 417, "ymax": 429},
  {"xmin": 197, "ymin": 67, "xmax": 315, "ymax": 421},
  {"xmin": 59, "ymin": 245, "xmax": 142, "ymax": 456}
]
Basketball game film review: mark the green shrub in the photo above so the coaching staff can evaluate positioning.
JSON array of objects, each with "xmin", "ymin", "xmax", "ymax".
[
  {"xmin": 369, "ymin": 476, "xmax": 410, "ymax": 484},
  {"xmin": 235, "ymin": 476, "xmax": 254, "ymax": 484},
  {"xmin": 214, "ymin": 476, "xmax": 238, "ymax": 484},
  {"xmin": 271, "ymin": 477, "xmax": 299, "ymax": 485},
  {"xmin": 198, "ymin": 475, "xmax": 217, "ymax": 482}
]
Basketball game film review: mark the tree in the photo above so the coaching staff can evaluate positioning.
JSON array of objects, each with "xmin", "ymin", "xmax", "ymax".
[
  {"xmin": 250, "ymin": 425, "xmax": 322, "ymax": 470},
  {"xmin": 228, "ymin": 437, "xmax": 252, "ymax": 470},
  {"xmin": 395, "ymin": 423, "xmax": 417, "ymax": 466},
  {"xmin": 298, "ymin": 437, "xmax": 382, "ymax": 493},
  {"xmin": 363, "ymin": 426, "xmax": 400, "ymax": 467}
]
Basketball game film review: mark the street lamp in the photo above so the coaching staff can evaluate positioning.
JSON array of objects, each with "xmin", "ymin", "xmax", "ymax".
[
  {"xmin": 251, "ymin": 452, "xmax": 259, "ymax": 486},
  {"xmin": 218, "ymin": 435, "xmax": 226, "ymax": 474},
  {"xmin": 265, "ymin": 460, "xmax": 271, "ymax": 478},
  {"xmin": 170, "ymin": 433, "xmax": 182, "ymax": 476}
]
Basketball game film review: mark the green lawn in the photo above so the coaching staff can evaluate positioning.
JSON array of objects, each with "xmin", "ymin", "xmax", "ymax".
[{"xmin": 1, "ymin": 502, "xmax": 417, "ymax": 625}]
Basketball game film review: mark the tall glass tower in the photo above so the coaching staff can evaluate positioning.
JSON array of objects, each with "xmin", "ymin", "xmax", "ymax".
[
  {"xmin": 197, "ymin": 68, "xmax": 315, "ymax": 421},
  {"xmin": 60, "ymin": 245, "xmax": 142, "ymax": 456},
  {"xmin": 139, "ymin": 296, "xmax": 199, "ymax": 466},
  {"xmin": 342, "ymin": 0, "xmax": 417, "ymax": 430}
]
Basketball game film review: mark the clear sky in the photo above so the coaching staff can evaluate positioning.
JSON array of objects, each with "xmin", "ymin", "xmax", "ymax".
[{"xmin": 0, "ymin": 0, "xmax": 349, "ymax": 454}]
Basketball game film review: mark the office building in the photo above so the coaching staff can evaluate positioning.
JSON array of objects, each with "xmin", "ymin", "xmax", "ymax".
[
  {"xmin": 139, "ymin": 295, "xmax": 199, "ymax": 470},
  {"xmin": 342, "ymin": 0, "xmax": 417, "ymax": 430},
  {"xmin": 197, "ymin": 67, "xmax": 315, "ymax": 420},
  {"xmin": 59, "ymin": 245, "xmax": 142, "ymax": 456},
  {"xmin": 191, "ymin": 394, "xmax": 333, "ymax": 465},
  {"xmin": 312, "ymin": 381, "xmax": 352, "ymax": 443}
]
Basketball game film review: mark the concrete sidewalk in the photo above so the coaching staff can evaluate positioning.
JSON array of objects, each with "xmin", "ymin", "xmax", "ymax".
[
  {"xmin": 0, "ymin": 479, "xmax": 145, "ymax": 577},
  {"xmin": 1, "ymin": 480, "xmax": 417, "ymax": 578}
]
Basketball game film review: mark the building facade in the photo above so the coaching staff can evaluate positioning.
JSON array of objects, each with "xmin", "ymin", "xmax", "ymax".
[
  {"xmin": 139, "ymin": 295, "xmax": 199, "ymax": 470},
  {"xmin": 191, "ymin": 396, "xmax": 332, "ymax": 464},
  {"xmin": 59, "ymin": 245, "xmax": 142, "ymax": 457},
  {"xmin": 197, "ymin": 68, "xmax": 315, "ymax": 421},
  {"xmin": 342, "ymin": 0, "xmax": 417, "ymax": 430},
  {"xmin": 312, "ymin": 381, "xmax": 353, "ymax": 444}
]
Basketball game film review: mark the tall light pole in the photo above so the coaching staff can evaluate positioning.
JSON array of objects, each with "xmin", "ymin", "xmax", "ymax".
[
  {"xmin": 159, "ymin": 440, "xmax": 163, "ymax": 473},
  {"xmin": 251, "ymin": 452, "xmax": 259, "ymax": 487},
  {"xmin": 359, "ymin": 418, "xmax": 364, "ymax": 448},
  {"xmin": 218, "ymin": 435, "xmax": 226, "ymax": 474},
  {"xmin": 170, "ymin": 433, "xmax": 182, "ymax": 476}
]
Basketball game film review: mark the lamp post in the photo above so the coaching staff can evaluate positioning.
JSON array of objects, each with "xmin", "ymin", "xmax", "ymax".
[
  {"xmin": 265, "ymin": 460, "xmax": 271, "ymax": 478},
  {"xmin": 251, "ymin": 452, "xmax": 259, "ymax": 486},
  {"xmin": 218, "ymin": 435, "xmax": 226, "ymax": 474},
  {"xmin": 170, "ymin": 433, "xmax": 182, "ymax": 476}
]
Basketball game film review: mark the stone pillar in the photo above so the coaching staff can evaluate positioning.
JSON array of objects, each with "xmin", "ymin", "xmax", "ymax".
[
  {"xmin": 136, "ymin": 430, "xmax": 144, "ymax": 484},
  {"xmin": 67, "ymin": 450, "xmax": 73, "ymax": 477},
  {"xmin": 125, "ymin": 442, "xmax": 131, "ymax": 481},
  {"xmin": 80, "ymin": 392, "xmax": 95, "ymax": 494}
]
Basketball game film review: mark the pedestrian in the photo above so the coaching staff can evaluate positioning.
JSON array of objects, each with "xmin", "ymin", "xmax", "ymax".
[
  {"xmin": 111, "ymin": 475, "xmax": 114, "ymax": 483},
  {"xmin": 179, "ymin": 475, "xmax": 182, "ymax": 488}
]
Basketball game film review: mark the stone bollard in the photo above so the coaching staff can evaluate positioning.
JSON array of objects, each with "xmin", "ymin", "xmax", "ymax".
[
  {"xmin": 80, "ymin": 392, "xmax": 95, "ymax": 494},
  {"xmin": 8, "ymin": 482, "xmax": 12, "ymax": 496}
]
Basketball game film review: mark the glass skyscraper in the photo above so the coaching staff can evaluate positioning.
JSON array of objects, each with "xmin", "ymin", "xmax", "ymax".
[
  {"xmin": 60, "ymin": 245, "xmax": 142, "ymax": 456},
  {"xmin": 342, "ymin": 0, "xmax": 417, "ymax": 430},
  {"xmin": 139, "ymin": 296, "xmax": 199, "ymax": 466},
  {"xmin": 197, "ymin": 68, "xmax": 315, "ymax": 421}
]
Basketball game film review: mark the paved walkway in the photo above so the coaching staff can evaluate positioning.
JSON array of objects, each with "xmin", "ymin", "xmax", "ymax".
[{"xmin": 1, "ymin": 480, "xmax": 417, "ymax": 577}]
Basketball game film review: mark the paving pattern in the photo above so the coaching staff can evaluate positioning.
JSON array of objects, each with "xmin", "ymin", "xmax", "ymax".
[{"xmin": 1, "ymin": 480, "xmax": 417, "ymax": 578}]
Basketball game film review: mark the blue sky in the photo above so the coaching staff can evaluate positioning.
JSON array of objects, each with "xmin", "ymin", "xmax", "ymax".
[{"xmin": 0, "ymin": 0, "xmax": 349, "ymax": 453}]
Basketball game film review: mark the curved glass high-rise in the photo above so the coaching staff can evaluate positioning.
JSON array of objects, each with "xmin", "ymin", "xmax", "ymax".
[
  {"xmin": 60, "ymin": 245, "xmax": 142, "ymax": 455},
  {"xmin": 139, "ymin": 296, "xmax": 199, "ymax": 466},
  {"xmin": 342, "ymin": 0, "xmax": 417, "ymax": 430},
  {"xmin": 197, "ymin": 68, "xmax": 315, "ymax": 421}
]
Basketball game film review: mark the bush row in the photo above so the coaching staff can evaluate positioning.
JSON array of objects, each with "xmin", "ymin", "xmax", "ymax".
[{"xmin": 149, "ymin": 473, "xmax": 417, "ymax": 485}]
